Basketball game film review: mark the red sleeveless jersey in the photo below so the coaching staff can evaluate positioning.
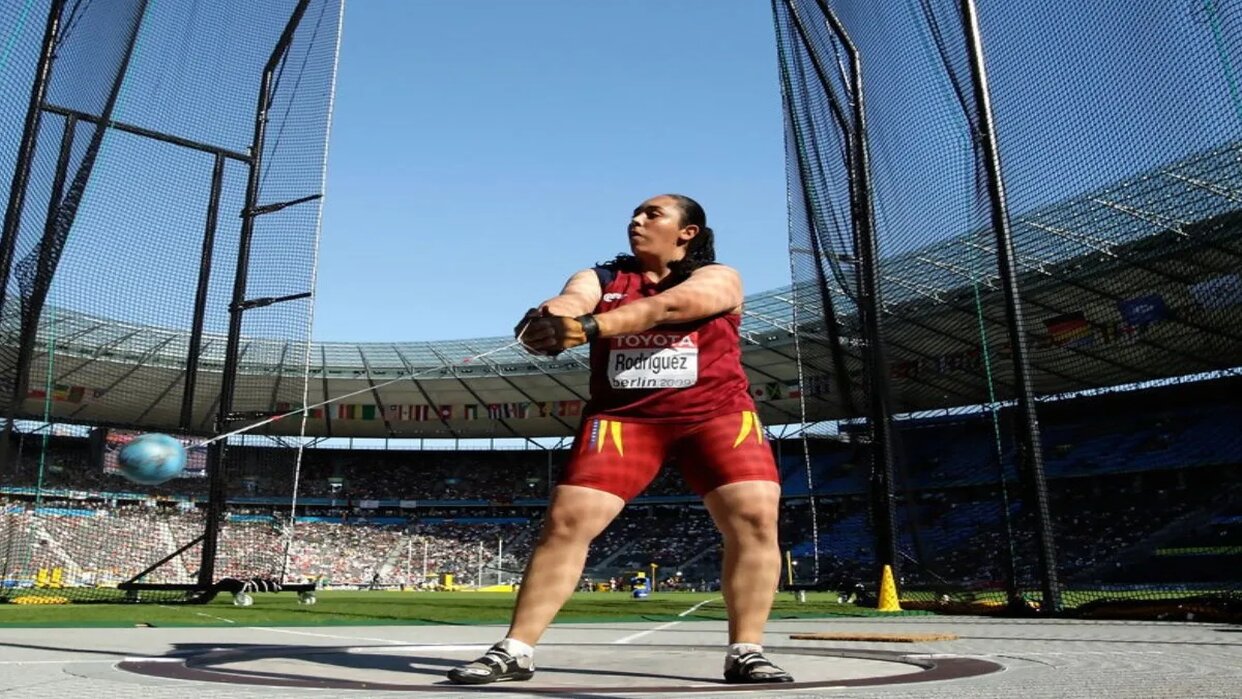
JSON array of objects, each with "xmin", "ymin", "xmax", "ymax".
[{"xmin": 585, "ymin": 268, "xmax": 755, "ymax": 422}]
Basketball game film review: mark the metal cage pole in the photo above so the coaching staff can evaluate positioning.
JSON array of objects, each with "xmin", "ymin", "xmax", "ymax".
[
  {"xmin": 0, "ymin": 0, "xmax": 64, "ymax": 474},
  {"xmin": 0, "ymin": 0, "xmax": 64, "ymax": 326},
  {"xmin": 816, "ymin": 0, "xmax": 901, "ymax": 584},
  {"xmin": 180, "ymin": 154, "xmax": 227, "ymax": 429},
  {"xmin": 959, "ymin": 0, "xmax": 1062, "ymax": 613},
  {"xmin": 198, "ymin": 0, "xmax": 313, "ymax": 593}
]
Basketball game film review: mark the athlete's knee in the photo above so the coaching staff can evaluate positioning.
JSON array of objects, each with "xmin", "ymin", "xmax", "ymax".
[
  {"xmin": 538, "ymin": 509, "xmax": 595, "ymax": 545},
  {"xmin": 721, "ymin": 505, "xmax": 780, "ymax": 545},
  {"xmin": 710, "ymin": 489, "xmax": 775, "ymax": 543},
  {"xmin": 707, "ymin": 482, "xmax": 781, "ymax": 544},
  {"xmin": 538, "ymin": 488, "xmax": 622, "ymax": 544}
]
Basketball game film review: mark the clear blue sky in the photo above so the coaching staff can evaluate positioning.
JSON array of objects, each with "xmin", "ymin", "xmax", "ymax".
[
  {"xmin": 313, "ymin": 0, "xmax": 1241, "ymax": 344},
  {"xmin": 313, "ymin": 0, "xmax": 792, "ymax": 343}
]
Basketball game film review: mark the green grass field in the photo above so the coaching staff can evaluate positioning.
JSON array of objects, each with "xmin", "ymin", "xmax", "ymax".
[
  {"xmin": 0, "ymin": 590, "xmax": 921, "ymax": 628},
  {"xmin": 2, "ymin": 587, "xmax": 1222, "ymax": 628}
]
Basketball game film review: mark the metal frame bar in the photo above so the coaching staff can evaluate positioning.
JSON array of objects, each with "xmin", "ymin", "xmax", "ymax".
[
  {"xmin": 812, "ymin": 0, "xmax": 901, "ymax": 579},
  {"xmin": 200, "ymin": 0, "xmax": 313, "ymax": 595},
  {"xmin": 776, "ymin": 2, "xmax": 861, "ymax": 416},
  {"xmin": 38, "ymin": 103, "xmax": 252, "ymax": 163},
  {"xmin": 181, "ymin": 153, "xmax": 226, "ymax": 429},
  {"xmin": 959, "ymin": 0, "xmax": 1061, "ymax": 612},
  {"xmin": 0, "ymin": 0, "xmax": 65, "ymax": 336}
]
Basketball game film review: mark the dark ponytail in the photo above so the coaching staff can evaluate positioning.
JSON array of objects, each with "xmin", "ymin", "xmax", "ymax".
[{"xmin": 665, "ymin": 194, "xmax": 716, "ymax": 281}]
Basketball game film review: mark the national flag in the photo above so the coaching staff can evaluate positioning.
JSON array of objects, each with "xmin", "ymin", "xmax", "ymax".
[
  {"xmin": 783, "ymin": 380, "xmax": 802, "ymax": 398},
  {"xmin": 558, "ymin": 400, "xmax": 581, "ymax": 416},
  {"xmin": 1117, "ymin": 293, "xmax": 1169, "ymax": 327},
  {"xmin": 438, "ymin": 405, "xmax": 453, "ymax": 420},
  {"xmin": 412, "ymin": 405, "xmax": 431, "ymax": 421},
  {"xmin": 1044, "ymin": 311, "xmax": 1094, "ymax": 348},
  {"xmin": 360, "ymin": 405, "xmax": 377, "ymax": 420},
  {"xmin": 586, "ymin": 418, "xmax": 601, "ymax": 451},
  {"xmin": 487, "ymin": 403, "xmax": 503, "ymax": 420},
  {"xmin": 463, "ymin": 404, "xmax": 479, "ymax": 420}
]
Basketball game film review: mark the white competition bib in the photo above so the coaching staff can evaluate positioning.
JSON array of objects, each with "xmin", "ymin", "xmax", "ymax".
[{"xmin": 607, "ymin": 332, "xmax": 699, "ymax": 389}]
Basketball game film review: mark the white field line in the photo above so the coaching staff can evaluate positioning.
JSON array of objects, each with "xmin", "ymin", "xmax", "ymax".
[
  {"xmin": 156, "ymin": 604, "xmax": 236, "ymax": 625},
  {"xmin": 679, "ymin": 596, "xmax": 723, "ymax": 617},
  {"xmin": 613, "ymin": 596, "xmax": 724, "ymax": 644},
  {"xmin": 0, "ymin": 658, "xmax": 183, "ymax": 665},
  {"xmin": 254, "ymin": 627, "xmax": 412, "ymax": 645}
]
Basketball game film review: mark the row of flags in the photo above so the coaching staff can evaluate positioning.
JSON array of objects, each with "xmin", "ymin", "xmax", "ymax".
[
  {"xmin": 292, "ymin": 378, "xmax": 833, "ymax": 423},
  {"xmin": 277, "ymin": 400, "xmax": 586, "ymax": 422},
  {"xmin": 887, "ymin": 284, "xmax": 1222, "ymax": 381},
  {"xmin": 29, "ymin": 276, "xmax": 1234, "ymax": 408},
  {"xmin": 26, "ymin": 384, "xmax": 98, "ymax": 403},
  {"xmin": 1043, "ymin": 290, "xmax": 1175, "ymax": 349},
  {"xmin": 28, "ymin": 378, "xmax": 829, "ymax": 419},
  {"xmin": 1042, "ymin": 273, "xmax": 1242, "ymax": 350}
]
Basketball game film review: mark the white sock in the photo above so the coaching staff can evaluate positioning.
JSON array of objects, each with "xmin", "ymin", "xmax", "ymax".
[
  {"xmin": 497, "ymin": 637, "xmax": 534, "ymax": 659},
  {"xmin": 728, "ymin": 642, "xmax": 763, "ymax": 658}
]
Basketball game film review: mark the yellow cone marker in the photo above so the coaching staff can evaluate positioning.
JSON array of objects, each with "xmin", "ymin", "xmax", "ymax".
[{"xmin": 877, "ymin": 564, "xmax": 902, "ymax": 612}]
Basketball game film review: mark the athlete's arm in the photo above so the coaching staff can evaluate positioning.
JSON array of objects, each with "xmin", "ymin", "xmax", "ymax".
[
  {"xmin": 593, "ymin": 264, "xmax": 742, "ymax": 338},
  {"xmin": 542, "ymin": 269, "xmax": 603, "ymax": 317},
  {"xmin": 513, "ymin": 269, "xmax": 602, "ymax": 341},
  {"xmin": 518, "ymin": 265, "xmax": 742, "ymax": 354}
]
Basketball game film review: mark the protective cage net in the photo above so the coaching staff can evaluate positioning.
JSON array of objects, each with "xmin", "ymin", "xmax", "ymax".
[
  {"xmin": 0, "ymin": 0, "xmax": 342, "ymax": 602},
  {"xmin": 775, "ymin": 0, "xmax": 1242, "ymax": 618}
]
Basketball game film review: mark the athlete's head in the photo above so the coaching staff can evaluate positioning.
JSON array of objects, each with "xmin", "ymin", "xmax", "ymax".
[{"xmin": 627, "ymin": 194, "xmax": 716, "ymax": 277}]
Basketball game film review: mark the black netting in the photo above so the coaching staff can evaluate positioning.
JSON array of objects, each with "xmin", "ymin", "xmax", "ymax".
[
  {"xmin": 0, "ymin": 0, "xmax": 341, "ymax": 602},
  {"xmin": 773, "ymin": 0, "xmax": 870, "ymax": 587},
  {"xmin": 776, "ymin": 0, "xmax": 1242, "ymax": 616}
]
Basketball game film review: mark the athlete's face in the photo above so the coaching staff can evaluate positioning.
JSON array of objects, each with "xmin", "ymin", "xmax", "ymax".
[{"xmin": 628, "ymin": 195, "xmax": 699, "ymax": 261}]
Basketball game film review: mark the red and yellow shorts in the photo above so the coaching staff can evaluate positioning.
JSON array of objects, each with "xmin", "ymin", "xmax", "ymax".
[{"xmin": 560, "ymin": 410, "xmax": 780, "ymax": 501}]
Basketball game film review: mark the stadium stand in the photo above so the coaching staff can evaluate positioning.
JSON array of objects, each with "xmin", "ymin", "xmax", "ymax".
[{"xmin": 1, "ymin": 382, "xmax": 1237, "ymax": 596}]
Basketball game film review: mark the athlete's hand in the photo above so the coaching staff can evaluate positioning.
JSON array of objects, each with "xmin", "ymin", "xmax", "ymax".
[
  {"xmin": 513, "ymin": 308, "xmax": 543, "ymax": 341},
  {"xmin": 518, "ymin": 314, "xmax": 589, "ymax": 355}
]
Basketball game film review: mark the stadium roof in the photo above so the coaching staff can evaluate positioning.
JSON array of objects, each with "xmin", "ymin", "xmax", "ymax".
[{"xmin": 12, "ymin": 142, "xmax": 1242, "ymax": 439}]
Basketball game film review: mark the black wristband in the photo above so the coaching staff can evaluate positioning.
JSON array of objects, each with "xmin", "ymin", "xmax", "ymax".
[{"xmin": 576, "ymin": 314, "xmax": 600, "ymax": 341}]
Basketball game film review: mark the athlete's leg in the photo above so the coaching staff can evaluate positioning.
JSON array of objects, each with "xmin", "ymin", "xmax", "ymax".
[
  {"xmin": 701, "ymin": 479, "xmax": 782, "ymax": 645},
  {"xmin": 505, "ymin": 484, "xmax": 626, "ymax": 644},
  {"xmin": 449, "ymin": 417, "xmax": 666, "ymax": 684},
  {"xmin": 676, "ymin": 411, "xmax": 790, "ymax": 683}
]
